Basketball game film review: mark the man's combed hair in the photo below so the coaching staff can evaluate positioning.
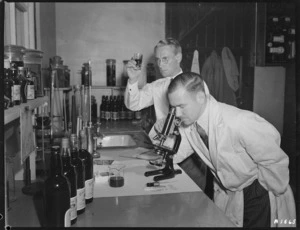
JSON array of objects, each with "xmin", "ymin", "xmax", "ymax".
[
  {"xmin": 154, "ymin": 37, "xmax": 182, "ymax": 54},
  {"xmin": 168, "ymin": 72, "xmax": 205, "ymax": 94}
]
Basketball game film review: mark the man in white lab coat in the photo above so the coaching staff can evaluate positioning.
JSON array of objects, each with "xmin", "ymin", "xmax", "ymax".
[
  {"xmin": 165, "ymin": 71, "xmax": 296, "ymax": 227},
  {"xmin": 124, "ymin": 38, "xmax": 208, "ymax": 192}
]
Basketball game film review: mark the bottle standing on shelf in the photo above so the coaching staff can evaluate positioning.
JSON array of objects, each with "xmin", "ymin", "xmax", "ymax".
[
  {"xmin": 105, "ymin": 96, "xmax": 111, "ymax": 121},
  {"xmin": 112, "ymin": 96, "xmax": 119, "ymax": 121},
  {"xmin": 127, "ymin": 107, "xmax": 134, "ymax": 120},
  {"xmin": 79, "ymin": 128, "xmax": 94, "ymax": 204},
  {"xmin": 91, "ymin": 95, "xmax": 97, "ymax": 123},
  {"xmin": 69, "ymin": 134, "xmax": 86, "ymax": 215},
  {"xmin": 120, "ymin": 96, "xmax": 126, "ymax": 120},
  {"xmin": 18, "ymin": 66, "xmax": 28, "ymax": 104},
  {"xmin": 43, "ymin": 146, "xmax": 71, "ymax": 227},
  {"xmin": 109, "ymin": 95, "xmax": 114, "ymax": 120},
  {"xmin": 100, "ymin": 95, "xmax": 106, "ymax": 121},
  {"xmin": 135, "ymin": 110, "xmax": 142, "ymax": 120},
  {"xmin": 26, "ymin": 69, "xmax": 35, "ymax": 100},
  {"xmin": 4, "ymin": 66, "xmax": 14, "ymax": 108},
  {"xmin": 61, "ymin": 137, "xmax": 78, "ymax": 225},
  {"xmin": 11, "ymin": 63, "xmax": 21, "ymax": 106}
]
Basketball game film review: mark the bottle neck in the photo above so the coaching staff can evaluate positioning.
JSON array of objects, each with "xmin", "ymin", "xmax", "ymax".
[{"xmin": 50, "ymin": 152, "xmax": 63, "ymax": 176}]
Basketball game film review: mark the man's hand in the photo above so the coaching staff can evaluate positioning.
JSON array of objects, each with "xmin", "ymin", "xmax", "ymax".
[{"xmin": 127, "ymin": 59, "xmax": 142, "ymax": 84}]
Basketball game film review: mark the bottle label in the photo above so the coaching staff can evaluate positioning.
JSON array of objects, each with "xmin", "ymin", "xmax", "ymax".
[
  {"xmin": 85, "ymin": 178, "xmax": 94, "ymax": 199},
  {"xmin": 120, "ymin": 111, "xmax": 126, "ymax": 120},
  {"xmin": 27, "ymin": 85, "xmax": 35, "ymax": 99},
  {"xmin": 100, "ymin": 111, "xmax": 106, "ymax": 119},
  {"xmin": 273, "ymin": 35, "xmax": 284, "ymax": 43},
  {"xmin": 70, "ymin": 196, "xmax": 77, "ymax": 221},
  {"xmin": 105, "ymin": 111, "xmax": 111, "ymax": 120},
  {"xmin": 13, "ymin": 85, "xmax": 21, "ymax": 101},
  {"xmin": 64, "ymin": 208, "xmax": 71, "ymax": 227},
  {"xmin": 112, "ymin": 112, "xmax": 118, "ymax": 120},
  {"xmin": 135, "ymin": 111, "xmax": 142, "ymax": 120},
  {"xmin": 270, "ymin": 47, "xmax": 284, "ymax": 54},
  {"xmin": 77, "ymin": 188, "xmax": 86, "ymax": 210}
]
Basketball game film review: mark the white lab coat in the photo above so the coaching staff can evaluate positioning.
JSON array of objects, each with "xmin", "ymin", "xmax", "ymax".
[
  {"xmin": 124, "ymin": 70, "xmax": 182, "ymax": 121},
  {"xmin": 181, "ymin": 95, "xmax": 296, "ymax": 227}
]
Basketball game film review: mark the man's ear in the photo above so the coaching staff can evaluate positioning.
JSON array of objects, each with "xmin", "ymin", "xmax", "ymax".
[
  {"xmin": 175, "ymin": 52, "xmax": 182, "ymax": 63},
  {"xmin": 196, "ymin": 90, "xmax": 206, "ymax": 103}
]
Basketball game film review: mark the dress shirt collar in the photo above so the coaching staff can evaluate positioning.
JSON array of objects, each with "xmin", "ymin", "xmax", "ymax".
[
  {"xmin": 195, "ymin": 99, "xmax": 209, "ymax": 135},
  {"xmin": 168, "ymin": 68, "xmax": 183, "ymax": 80}
]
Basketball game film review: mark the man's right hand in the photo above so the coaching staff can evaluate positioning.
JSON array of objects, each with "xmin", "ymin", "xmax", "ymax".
[{"xmin": 127, "ymin": 59, "xmax": 142, "ymax": 84}]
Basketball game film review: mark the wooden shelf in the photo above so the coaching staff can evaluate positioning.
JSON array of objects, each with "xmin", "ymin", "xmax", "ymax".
[
  {"xmin": 91, "ymin": 85, "xmax": 126, "ymax": 90},
  {"xmin": 5, "ymin": 96, "xmax": 49, "ymax": 125}
]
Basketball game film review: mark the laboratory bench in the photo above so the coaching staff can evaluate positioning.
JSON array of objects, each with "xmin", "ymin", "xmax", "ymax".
[{"xmin": 5, "ymin": 120, "xmax": 235, "ymax": 228}]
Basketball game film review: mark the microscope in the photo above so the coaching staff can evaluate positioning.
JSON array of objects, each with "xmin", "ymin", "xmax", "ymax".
[{"xmin": 144, "ymin": 107, "xmax": 182, "ymax": 181}]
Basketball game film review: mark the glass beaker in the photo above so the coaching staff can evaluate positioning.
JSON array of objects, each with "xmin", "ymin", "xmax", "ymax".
[{"xmin": 108, "ymin": 164, "xmax": 125, "ymax": 187}]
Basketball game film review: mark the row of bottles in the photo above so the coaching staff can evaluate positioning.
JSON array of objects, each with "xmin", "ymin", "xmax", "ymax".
[
  {"xmin": 266, "ymin": 14, "xmax": 296, "ymax": 63},
  {"xmin": 99, "ymin": 95, "xmax": 141, "ymax": 121},
  {"xmin": 4, "ymin": 62, "xmax": 35, "ymax": 109},
  {"xmin": 43, "ymin": 127, "xmax": 94, "ymax": 227}
]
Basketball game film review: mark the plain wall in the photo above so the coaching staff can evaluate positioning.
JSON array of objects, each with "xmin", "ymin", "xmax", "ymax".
[{"xmin": 55, "ymin": 3, "xmax": 165, "ymax": 90}]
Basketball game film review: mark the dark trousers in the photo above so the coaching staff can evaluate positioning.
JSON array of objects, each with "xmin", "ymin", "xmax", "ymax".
[
  {"xmin": 243, "ymin": 179, "xmax": 271, "ymax": 228},
  {"xmin": 178, "ymin": 153, "xmax": 207, "ymax": 191}
]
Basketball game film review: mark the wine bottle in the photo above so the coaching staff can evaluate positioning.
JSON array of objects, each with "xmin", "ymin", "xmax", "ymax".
[
  {"xmin": 44, "ymin": 146, "xmax": 71, "ymax": 227},
  {"xmin": 18, "ymin": 66, "xmax": 28, "ymax": 104},
  {"xmin": 4, "ymin": 67, "xmax": 13, "ymax": 108},
  {"xmin": 100, "ymin": 95, "xmax": 106, "ymax": 120},
  {"xmin": 70, "ymin": 134, "xmax": 86, "ymax": 214},
  {"xmin": 26, "ymin": 69, "xmax": 35, "ymax": 100},
  {"xmin": 120, "ymin": 96, "xmax": 126, "ymax": 120},
  {"xmin": 105, "ymin": 96, "xmax": 111, "ymax": 120},
  {"xmin": 79, "ymin": 128, "xmax": 94, "ymax": 204},
  {"xmin": 11, "ymin": 63, "xmax": 21, "ymax": 106},
  {"xmin": 61, "ymin": 137, "xmax": 78, "ymax": 225}
]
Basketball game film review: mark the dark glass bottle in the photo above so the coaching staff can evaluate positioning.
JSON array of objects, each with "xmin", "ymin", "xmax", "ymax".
[
  {"xmin": 69, "ymin": 134, "xmax": 86, "ymax": 215},
  {"xmin": 44, "ymin": 146, "xmax": 71, "ymax": 227},
  {"xmin": 105, "ymin": 96, "xmax": 111, "ymax": 120},
  {"xmin": 91, "ymin": 96, "xmax": 97, "ymax": 123},
  {"xmin": 11, "ymin": 63, "xmax": 21, "ymax": 106},
  {"xmin": 26, "ymin": 69, "xmax": 35, "ymax": 100},
  {"xmin": 112, "ymin": 96, "xmax": 118, "ymax": 121},
  {"xmin": 4, "ymin": 68, "xmax": 14, "ymax": 108},
  {"xmin": 18, "ymin": 66, "xmax": 27, "ymax": 104},
  {"xmin": 100, "ymin": 95, "xmax": 106, "ymax": 120},
  {"xmin": 79, "ymin": 128, "xmax": 94, "ymax": 204},
  {"xmin": 61, "ymin": 138, "xmax": 78, "ymax": 225}
]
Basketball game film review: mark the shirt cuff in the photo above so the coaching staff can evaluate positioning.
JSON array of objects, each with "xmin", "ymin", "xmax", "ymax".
[{"xmin": 127, "ymin": 81, "xmax": 139, "ymax": 94}]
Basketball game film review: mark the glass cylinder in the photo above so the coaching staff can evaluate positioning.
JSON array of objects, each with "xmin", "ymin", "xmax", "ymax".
[
  {"xmin": 122, "ymin": 60, "xmax": 129, "ymax": 86},
  {"xmin": 106, "ymin": 59, "xmax": 116, "ymax": 86}
]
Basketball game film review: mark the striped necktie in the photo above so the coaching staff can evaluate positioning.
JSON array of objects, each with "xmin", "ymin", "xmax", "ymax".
[
  {"xmin": 195, "ymin": 122, "xmax": 214, "ymax": 200},
  {"xmin": 195, "ymin": 122, "xmax": 209, "ymax": 149}
]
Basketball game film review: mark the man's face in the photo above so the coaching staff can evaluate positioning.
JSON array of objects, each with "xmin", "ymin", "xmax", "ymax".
[
  {"xmin": 155, "ymin": 45, "xmax": 182, "ymax": 78},
  {"xmin": 168, "ymin": 86, "xmax": 206, "ymax": 126}
]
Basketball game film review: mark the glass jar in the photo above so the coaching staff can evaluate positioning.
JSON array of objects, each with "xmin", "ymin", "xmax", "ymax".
[
  {"xmin": 106, "ymin": 59, "xmax": 116, "ymax": 86},
  {"xmin": 4, "ymin": 44, "xmax": 26, "ymax": 68},
  {"xmin": 24, "ymin": 49, "xmax": 44, "ymax": 97},
  {"xmin": 122, "ymin": 60, "xmax": 129, "ymax": 86}
]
